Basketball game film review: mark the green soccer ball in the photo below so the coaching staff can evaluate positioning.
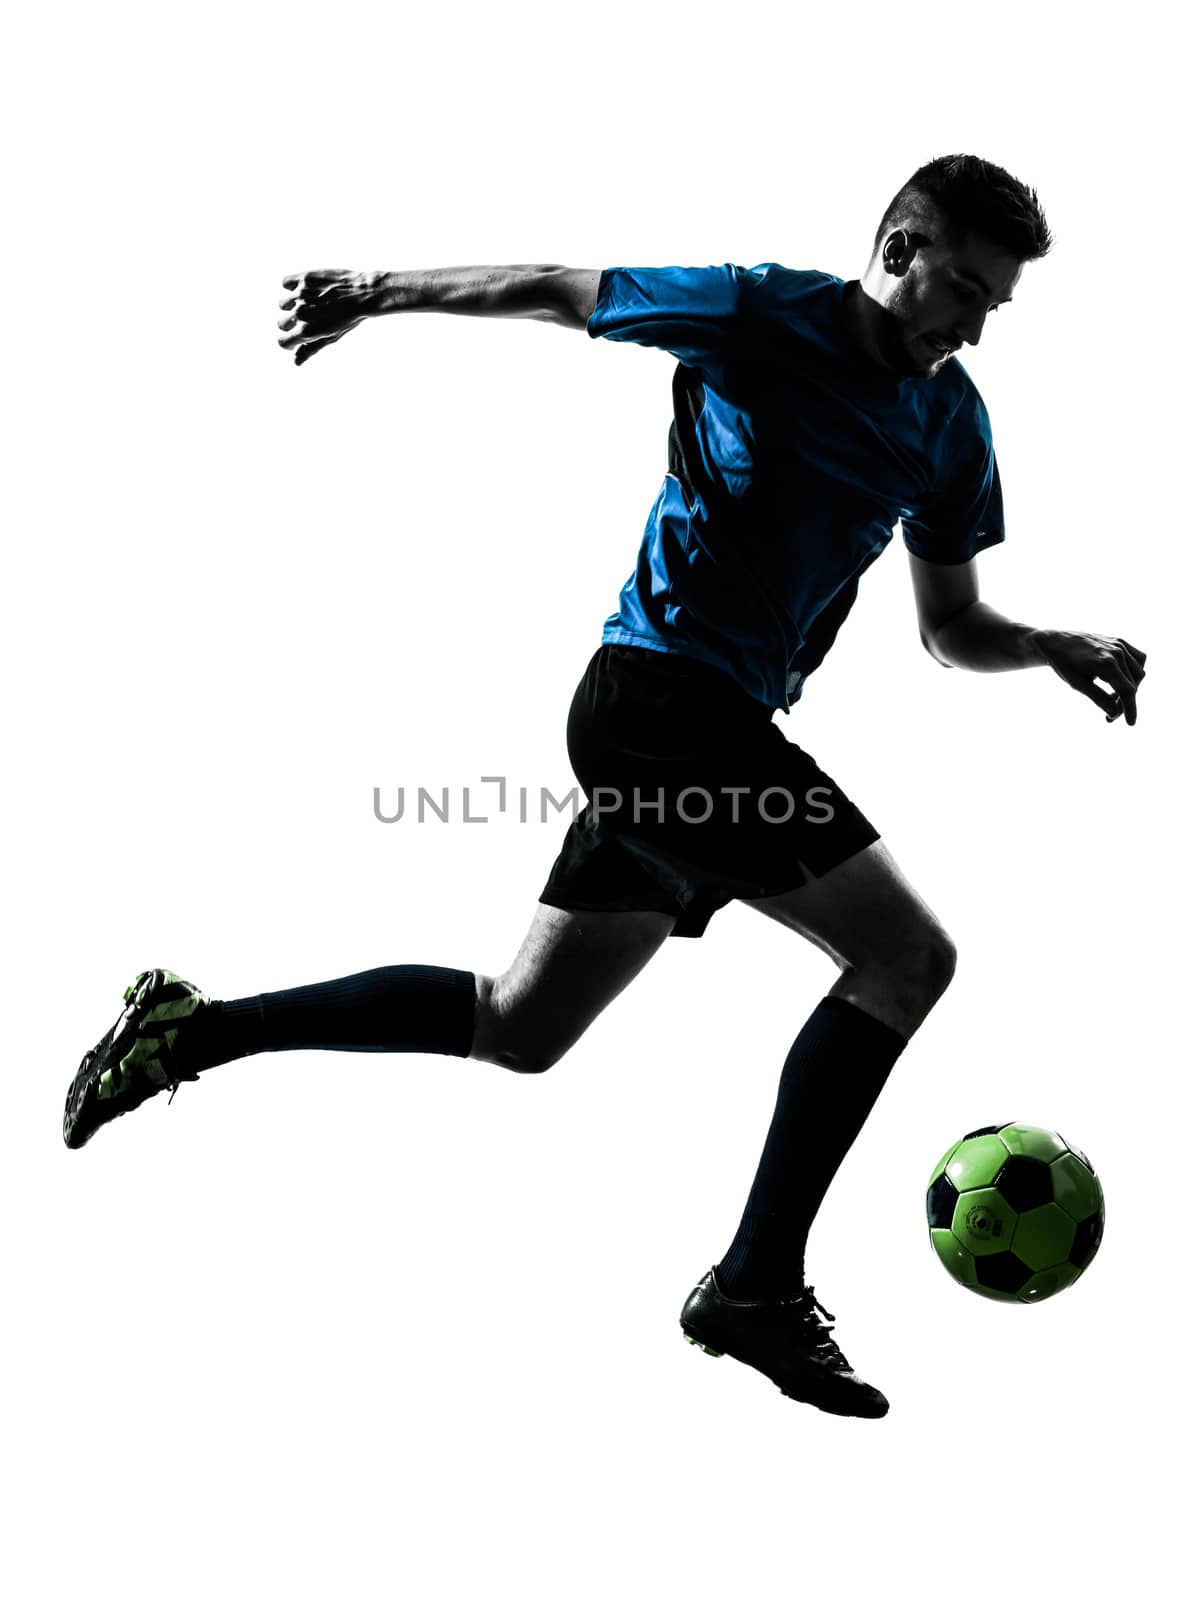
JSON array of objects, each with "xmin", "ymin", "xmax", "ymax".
[{"xmin": 926, "ymin": 1122, "xmax": 1104, "ymax": 1302}]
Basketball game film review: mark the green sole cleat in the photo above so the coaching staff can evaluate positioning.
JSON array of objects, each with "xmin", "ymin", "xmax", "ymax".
[
  {"xmin": 63, "ymin": 968, "xmax": 209, "ymax": 1149},
  {"xmin": 683, "ymin": 1333, "xmax": 725, "ymax": 1357}
]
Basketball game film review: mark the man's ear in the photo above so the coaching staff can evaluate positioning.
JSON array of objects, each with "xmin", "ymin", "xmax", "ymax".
[{"xmin": 881, "ymin": 227, "xmax": 931, "ymax": 277}]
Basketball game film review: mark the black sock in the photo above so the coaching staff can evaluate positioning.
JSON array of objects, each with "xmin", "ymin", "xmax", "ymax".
[
  {"xmin": 179, "ymin": 966, "xmax": 478, "ymax": 1071},
  {"xmin": 715, "ymin": 995, "xmax": 908, "ymax": 1302}
]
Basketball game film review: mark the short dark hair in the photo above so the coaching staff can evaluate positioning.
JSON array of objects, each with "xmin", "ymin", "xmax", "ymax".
[{"xmin": 874, "ymin": 153, "xmax": 1053, "ymax": 262}]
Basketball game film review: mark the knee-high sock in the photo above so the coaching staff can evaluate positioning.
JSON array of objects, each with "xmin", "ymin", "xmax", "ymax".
[
  {"xmin": 715, "ymin": 996, "xmax": 908, "ymax": 1301},
  {"xmin": 178, "ymin": 966, "xmax": 477, "ymax": 1071}
]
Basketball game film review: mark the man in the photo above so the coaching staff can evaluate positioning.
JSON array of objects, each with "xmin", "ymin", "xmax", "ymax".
[{"xmin": 63, "ymin": 155, "xmax": 1145, "ymax": 1420}]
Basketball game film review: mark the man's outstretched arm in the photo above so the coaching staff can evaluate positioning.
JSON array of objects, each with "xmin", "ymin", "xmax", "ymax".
[{"xmin": 278, "ymin": 266, "xmax": 603, "ymax": 364}]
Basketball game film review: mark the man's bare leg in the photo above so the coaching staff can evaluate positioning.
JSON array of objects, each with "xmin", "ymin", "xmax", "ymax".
[
  {"xmin": 470, "ymin": 904, "xmax": 677, "ymax": 1074},
  {"xmin": 742, "ymin": 838, "xmax": 957, "ymax": 1037}
]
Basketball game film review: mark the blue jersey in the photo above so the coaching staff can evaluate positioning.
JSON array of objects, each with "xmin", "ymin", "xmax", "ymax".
[{"xmin": 588, "ymin": 264, "xmax": 1005, "ymax": 711}]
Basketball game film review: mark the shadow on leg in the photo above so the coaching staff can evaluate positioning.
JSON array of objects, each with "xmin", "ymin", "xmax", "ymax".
[
  {"xmin": 742, "ymin": 839, "xmax": 957, "ymax": 1036},
  {"xmin": 471, "ymin": 903, "xmax": 677, "ymax": 1073}
]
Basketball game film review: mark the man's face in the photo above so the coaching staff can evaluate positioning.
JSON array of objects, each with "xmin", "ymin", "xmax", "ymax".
[{"xmin": 880, "ymin": 230, "xmax": 1025, "ymax": 377}]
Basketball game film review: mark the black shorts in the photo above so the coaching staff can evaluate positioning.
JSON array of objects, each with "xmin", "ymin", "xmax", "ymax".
[{"xmin": 538, "ymin": 644, "xmax": 880, "ymax": 938}]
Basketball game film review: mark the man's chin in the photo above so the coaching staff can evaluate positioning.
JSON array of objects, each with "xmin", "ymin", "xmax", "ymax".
[
  {"xmin": 888, "ymin": 346, "xmax": 936, "ymax": 379},
  {"xmin": 876, "ymin": 315, "xmax": 937, "ymax": 378},
  {"xmin": 900, "ymin": 338, "xmax": 949, "ymax": 379}
]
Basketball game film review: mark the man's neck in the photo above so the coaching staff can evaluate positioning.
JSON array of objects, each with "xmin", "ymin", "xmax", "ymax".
[{"xmin": 842, "ymin": 280, "xmax": 900, "ymax": 372}]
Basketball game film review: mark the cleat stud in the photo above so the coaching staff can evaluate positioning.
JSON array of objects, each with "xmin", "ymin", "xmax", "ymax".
[{"xmin": 683, "ymin": 1333, "xmax": 723, "ymax": 1357}]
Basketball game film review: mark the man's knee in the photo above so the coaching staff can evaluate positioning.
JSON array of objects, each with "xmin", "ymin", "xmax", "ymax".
[
  {"xmin": 469, "ymin": 974, "xmax": 563, "ymax": 1075},
  {"xmin": 851, "ymin": 910, "xmax": 956, "ymax": 1010},
  {"xmin": 920, "ymin": 922, "xmax": 958, "ymax": 999},
  {"xmin": 492, "ymin": 1039, "xmax": 561, "ymax": 1075},
  {"xmin": 896, "ymin": 918, "xmax": 957, "ymax": 1006}
]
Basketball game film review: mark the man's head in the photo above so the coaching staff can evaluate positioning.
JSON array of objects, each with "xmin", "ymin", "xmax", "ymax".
[{"xmin": 859, "ymin": 154, "xmax": 1052, "ymax": 377}]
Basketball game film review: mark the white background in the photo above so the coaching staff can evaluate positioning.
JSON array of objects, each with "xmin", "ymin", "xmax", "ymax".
[{"xmin": 4, "ymin": 3, "xmax": 1193, "ymax": 1595}]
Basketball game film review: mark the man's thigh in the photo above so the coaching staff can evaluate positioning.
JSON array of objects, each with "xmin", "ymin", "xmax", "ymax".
[
  {"xmin": 741, "ymin": 839, "xmax": 951, "ymax": 969},
  {"xmin": 471, "ymin": 903, "xmax": 676, "ymax": 1071}
]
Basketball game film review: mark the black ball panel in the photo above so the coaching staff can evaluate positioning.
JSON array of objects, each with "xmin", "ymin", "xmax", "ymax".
[
  {"xmin": 974, "ymin": 1250, "xmax": 1033, "ymax": 1293},
  {"xmin": 962, "ymin": 1123, "xmax": 1009, "ymax": 1140},
  {"xmin": 993, "ymin": 1155, "xmax": 1055, "ymax": 1212},
  {"xmin": 927, "ymin": 1173, "xmax": 958, "ymax": 1229}
]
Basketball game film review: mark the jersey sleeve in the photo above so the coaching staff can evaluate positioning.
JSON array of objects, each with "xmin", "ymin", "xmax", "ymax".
[
  {"xmin": 901, "ymin": 386, "xmax": 1006, "ymax": 565},
  {"xmin": 586, "ymin": 264, "xmax": 746, "ymax": 368}
]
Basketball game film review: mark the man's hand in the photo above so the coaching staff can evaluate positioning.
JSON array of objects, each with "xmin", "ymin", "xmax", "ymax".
[
  {"xmin": 278, "ymin": 270, "xmax": 385, "ymax": 366},
  {"xmin": 1030, "ymin": 629, "xmax": 1148, "ymax": 725},
  {"xmin": 279, "ymin": 265, "xmax": 601, "ymax": 364}
]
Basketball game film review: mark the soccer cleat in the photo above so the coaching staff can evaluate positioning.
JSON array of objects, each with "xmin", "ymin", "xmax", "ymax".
[
  {"xmin": 63, "ymin": 969, "xmax": 209, "ymax": 1149},
  {"xmin": 679, "ymin": 1267, "xmax": 889, "ymax": 1418}
]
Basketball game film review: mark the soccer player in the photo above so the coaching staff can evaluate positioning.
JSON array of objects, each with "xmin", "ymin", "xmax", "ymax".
[{"xmin": 63, "ymin": 155, "xmax": 1146, "ymax": 1419}]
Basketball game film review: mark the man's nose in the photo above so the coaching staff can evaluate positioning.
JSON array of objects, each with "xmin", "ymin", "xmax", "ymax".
[{"xmin": 956, "ymin": 308, "xmax": 989, "ymax": 347}]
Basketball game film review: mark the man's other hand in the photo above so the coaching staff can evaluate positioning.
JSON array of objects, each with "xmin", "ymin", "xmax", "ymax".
[
  {"xmin": 279, "ymin": 270, "xmax": 383, "ymax": 366},
  {"xmin": 1031, "ymin": 629, "xmax": 1148, "ymax": 724}
]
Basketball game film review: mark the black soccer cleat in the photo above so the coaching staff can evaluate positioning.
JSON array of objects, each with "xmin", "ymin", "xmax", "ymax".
[
  {"xmin": 680, "ymin": 1267, "xmax": 889, "ymax": 1418},
  {"xmin": 63, "ymin": 969, "xmax": 209, "ymax": 1149}
]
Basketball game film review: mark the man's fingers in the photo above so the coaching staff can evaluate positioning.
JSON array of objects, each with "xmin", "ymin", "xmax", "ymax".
[
  {"xmin": 1086, "ymin": 673, "xmax": 1135, "ymax": 725},
  {"xmin": 278, "ymin": 323, "xmax": 323, "ymax": 352},
  {"xmin": 1116, "ymin": 638, "xmax": 1147, "ymax": 676},
  {"xmin": 1108, "ymin": 691, "xmax": 1136, "ymax": 725},
  {"xmin": 279, "ymin": 309, "xmax": 354, "ymax": 353},
  {"xmin": 295, "ymin": 337, "xmax": 334, "ymax": 366},
  {"xmin": 1114, "ymin": 647, "xmax": 1144, "ymax": 686},
  {"xmin": 279, "ymin": 285, "xmax": 342, "ymax": 329},
  {"xmin": 294, "ymin": 327, "xmax": 352, "ymax": 365},
  {"xmin": 1075, "ymin": 677, "xmax": 1123, "ymax": 721},
  {"xmin": 1047, "ymin": 633, "xmax": 1146, "ymax": 725},
  {"xmin": 1097, "ymin": 656, "xmax": 1133, "ymax": 693},
  {"xmin": 1094, "ymin": 654, "xmax": 1138, "ymax": 725},
  {"xmin": 279, "ymin": 273, "xmax": 363, "ymax": 361}
]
